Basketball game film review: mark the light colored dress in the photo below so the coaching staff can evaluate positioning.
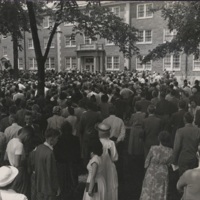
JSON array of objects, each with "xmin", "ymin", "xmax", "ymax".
[
  {"xmin": 100, "ymin": 138, "xmax": 118, "ymax": 200},
  {"xmin": 83, "ymin": 155, "xmax": 106, "ymax": 200},
  {"xmin": 0, "ymin": 189, "xmax": 27, "ymax": 200},
  {"xmin": 140, "ymin": 145, "xmax": 173, "ymax": 200}
]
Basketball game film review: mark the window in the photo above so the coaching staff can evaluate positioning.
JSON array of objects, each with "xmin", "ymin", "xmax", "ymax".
[
  {"xmin": 18, "ymin": 58, "xmax": 23, "ymax": 70},
  {"xmin": 29, "ymin": 58, "xmax": 37, "ymax": 70},
  {"xmin": 2, "ymin": 46, "xmax": 7, "ymax": 56},
  {"xmin": 43, "ymin": 16, "xmax": 53, "ymax": 28},
  {"xmin": 193, "ymin": 55, "xmax": 200, "ymax": 71},
  {"xmin": 163, "ymin": 54, "xmax": 181, "ymax": 71},
  {"xmin": 84, "ymin": 36, "xmax": 92, "ymax": 45},
  {"xmin": 105, "ymin": 39, "xmax": 114, "ymax": 46},
  {"xmin": 137, "ymin": 30, "xmax": 152, "ymax": 44},
  {"xmin": 65, "ymin": 57, "xmax": 77, "ymax": 70},
  {"xmin": 137, "ymin": 3, "xmax": 153, "ymax": 19},
  {"xmin": 44, "ymin": 37, "xmax": 55, "ymax": 48},
  {"xmin": 163, "ymin": 29, "xmax": 177, "ymax": 42},
  {"xmin": 136, "ymin": 56, "xmax": 152, "ymax": 70},
  {"xmin": 112, "ymin": 7, "xmax": 120, "ymax": 17},
  {"xmin": 65, "ymin": 35, "xmax": 76, "ymax": 47},
  {"xmin": 45, "ymin": 57, "xmax": 55, "ymax": 69},
  {"xmin": 106, "ymin": 56, "xmax": 120, "ymax": 70},
  {"xmin": 28, "ymin": 39, "xmax": 34, "ymax": 49}
]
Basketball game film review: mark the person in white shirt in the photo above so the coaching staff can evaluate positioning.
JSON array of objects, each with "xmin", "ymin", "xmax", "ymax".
[
  {"xmin": 0, "ymin": 166, "xmax": 28, "ymax": 200},
  {"xmin": 4, "ymin": 114, "xmax": 22, "ymax": 144},
  {"xmin": 102, "ymin": 105, "xmax": 126, "ymax": 181}
]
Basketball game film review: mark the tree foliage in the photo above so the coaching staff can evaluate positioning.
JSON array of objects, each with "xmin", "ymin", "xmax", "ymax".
[
  {"xmin": 142, "ymin": 1, "xmax": 200, "ymax": 64},
  {"xmin": 26, "ymin": 0, "xmax": 140, "ymax": 96}
]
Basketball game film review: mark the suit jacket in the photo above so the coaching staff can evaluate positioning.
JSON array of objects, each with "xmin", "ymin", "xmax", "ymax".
[
  {"xmin": 143, "ymin": 115, "xmax": 162, "ymax": 149},
  {"xmin": 173, "ymin": 124, "xmax": 200, "ymax": 167},
  {"xmin": 169, "ymin": 109, "xmax": 186, "ymax": 145}
]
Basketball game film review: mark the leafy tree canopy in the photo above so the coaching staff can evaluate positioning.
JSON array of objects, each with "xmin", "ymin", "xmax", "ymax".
[{"xmin": 142, "ymin": 1, "xmax": 200, "ymax": 64}]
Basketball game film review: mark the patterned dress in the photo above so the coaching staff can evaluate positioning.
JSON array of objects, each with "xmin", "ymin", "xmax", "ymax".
[{"xmin": 140, "ymin": 145, "xmax": 173, "ymax": 200}]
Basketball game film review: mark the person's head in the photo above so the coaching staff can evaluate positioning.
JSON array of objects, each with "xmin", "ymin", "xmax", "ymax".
[
  {"xmin": 88, "ymin": 137, "xmax": 103, "ymax": 157},
  {"xmin": 68, "ymin": 106, "xmax": 74, "ymax": 116},
  {"xmin": 158, "ymin": 131, "xmax": 171, "ymax": 148},
  {"xmin": 20, "ymin": 99, "xmax": 26, "ymax": 109},
  {"xmin": 135, "ymin": 102, "xmax": 142, "ymax": 112},
  {"xmin": 101, "ymin": 94, "xmax": 109, "ymax": 103},
  {"xmin": 45, "ymin": 128, "xmax": 60, "ymax": 146},
  {"xmin": 24, "ymin": 111, "xmax": 33, "ymax": 126},
  {"xmin": 52, "ymin": 106, "xmax": 62, "ymax": 116},
  {"xmin": 9, "ymin": 105, "xmax": 17, "ymax": 115},
  {"xmin": 60, "ymin": 121, "xmax": 73, "ymax": 137},
  {"xmin": 147, "ymin": 105, "xmax": 155, "ymax": 115},
  {"xmin": 18, "ymin": 126, "xmax": 34, "ymax": 143},
  {"xmin": 160, "ymin": 91, "xmax": 166, "ymax": 99},
  {"xmin": 0, "ymin": 166, "xmax": 18, "ymax": 190},
  {"xmin": 190, "ymin": 99, "xmax": 198, "ymax": 108},
  {"xmin": 178, "ymin": 100, "xmax": 187, "ymax": 110},
  {"xmin": 170, "ymin": 89, "xmax": 176, "ymax": 97},
  {"xmin": 184, "ymin": 112, "xmax": 194, "ymax": 124},
  {"xmin": 96, "ymin": 123, "xmax": 111, "ymax": 139},
  {"xmin": 8, "ymin": 114, "xmax": 18, "ymax": 125},
  {"xmin": 32, "ymin": 104, "xmax": 40, "ymax": 113},
  {"xmin": 108, "ymin": 105, "xmax": 116, "ymax": 115},
  {"xmin": 152, "ymin": 90, "xmax": 158, "ymax": 98}
]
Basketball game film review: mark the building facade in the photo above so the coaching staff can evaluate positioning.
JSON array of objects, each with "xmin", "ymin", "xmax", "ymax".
[{"xmin": 0, "ymin": 1, "xmax": 199, "ymax": 83}]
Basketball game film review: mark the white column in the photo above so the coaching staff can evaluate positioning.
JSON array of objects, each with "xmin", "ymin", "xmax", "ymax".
[
  {"xmin": 124, "ymin": 2, "xmax": 130, "ymax": 70},
  {"xmin": 94, "ymin": 56, "xmax": 97, "ymax": 72},
  {"xmin": 100, "ymin": 56, "xmax": 103, "ymax": 72},
  {"xmin": 56, "ymin": 26, "xmax": 61, "ymax": 72},
  {"xmin": 78, "ymin": 57, "xmax": 81, "ymax": 71}
]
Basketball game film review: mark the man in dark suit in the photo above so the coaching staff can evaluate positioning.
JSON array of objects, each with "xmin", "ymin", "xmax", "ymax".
[
  {"xmin": 173, "ymin": 112, "xmax": 200, "ymax": 176},
  {"xmin": 143, "ymin": 105, "xmax": 162, "ymax": 159},
  {"xmin": 137, "ymin": 91, "xmax": 151, "ymax": 114},
  {"xmin": 169, "ymin": 100, "xmax": 187, "ymax": 146}
]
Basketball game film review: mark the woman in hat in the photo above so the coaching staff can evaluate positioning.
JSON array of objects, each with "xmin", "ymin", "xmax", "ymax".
[
  {"xmin": 97, "ymin": 123, "xmax": 118, "ymax": 200},
  {"xmin": 0, "ymin": 166, "xmax": 27, "ymax": 199}
]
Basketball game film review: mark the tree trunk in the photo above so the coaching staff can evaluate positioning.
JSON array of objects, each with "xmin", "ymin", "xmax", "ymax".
[
  {"xmin": 27, "ymin": 1, "xmax": 44, "ymax": 97},
  {"xmin": 12, "ymin": 32, "xmax": 18, "ymax": 79}
]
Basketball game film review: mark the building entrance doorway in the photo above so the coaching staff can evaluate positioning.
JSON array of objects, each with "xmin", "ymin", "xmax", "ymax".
[{"xmin": 84, "ymin": 57, "xmax": 94, "ymax": 72}]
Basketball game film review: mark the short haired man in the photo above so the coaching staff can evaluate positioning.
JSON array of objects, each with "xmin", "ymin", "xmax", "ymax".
[
  {"xmin": 30, "ymin": 128, "xmax": 60, "ymax": 200},
  {"xmin": 173, "ymin": 112, "xmax": 200, "ymax": 176}
]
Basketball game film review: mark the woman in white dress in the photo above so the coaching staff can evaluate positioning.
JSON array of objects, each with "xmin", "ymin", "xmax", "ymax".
[
  {"xmin": 97, "ymin": 123, "xmax": 118, "ymax": 200},
  {"xmin": 83, "ymin": 137, "xmax": 106, "ymax": 200}
]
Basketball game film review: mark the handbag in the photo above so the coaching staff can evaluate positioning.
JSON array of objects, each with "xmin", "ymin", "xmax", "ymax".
[{"xmin": 85, "ymin": 182, "xmax": 98, "ymax": 193}]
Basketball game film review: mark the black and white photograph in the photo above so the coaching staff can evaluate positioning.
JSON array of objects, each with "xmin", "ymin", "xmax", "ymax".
[{"xmin": 0, "ymin": 1, "xmax": 200, "ymax": 200}]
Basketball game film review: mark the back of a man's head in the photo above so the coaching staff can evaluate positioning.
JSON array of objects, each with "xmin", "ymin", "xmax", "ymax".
[{"xmin": 184, "ymin": 112, "xmax": 194, "ymax": 124}]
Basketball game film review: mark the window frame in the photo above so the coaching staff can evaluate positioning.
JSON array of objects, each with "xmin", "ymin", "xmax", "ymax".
[
  {"xmin": 136, "ymin": 30, "xmax": 152, "ymax": 44},
  {"xmin": 163, "ymin": 54, "xmax": 181, "ymax": 71},
  {"xmin": 193, "ymin": 55, "xmax": 200, "ymax": 71},
  {"xmin": 29, "ymin": 58, "xmax": 37, "ymax": 70},
  {"xmin": 44, "ymin": 37, "xmax": 55, "ymax": 49},
  {"xmin": 163, "ymin": 29, "xmax": 177, "ymax": 43},
  {"xmin": 112, "ymin": 6, "xmax": 120, "ymax": 17},
  {"xmin": 43, "ymin": 16, "xmax": 53, "ymax": 29},
  {"xmin": 136, "ymin": 56, "xmax": 152, "ymax": 71},
  {"xmin": 106, "ymin": 56, "xmax": 120, "ymax": 71},
  {"xmin": 137, "ymin": 3, "xmax": 153, "ymax": 19},
  {"xmin": 84, "ymin": 35, "xmax": 92, "ymax": 45},
  {"xmin": 45, "ymin": 57, "xmax": 55, "ymax": 70},
  {"xmin": 18, "ymin": 58, "xmax": 23, "ymax": 70},
  {"xmin": 64, "ymin": 35, "xmax": 76, "ymax": 47},
  {"xmin": 28, "ymin": 38, "xmax": 34, "ymax": 49},
  {"xmin": 65, "ymin": 57, "xmax": 77, "ymax": 70},
  {"xmin": 2, "ymin": 46, "xmax": 7, "ymax": 56}
]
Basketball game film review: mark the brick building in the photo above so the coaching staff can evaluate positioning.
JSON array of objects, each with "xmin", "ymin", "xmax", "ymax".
[{"xmin": 0, "ymin": 1, "xmax": 199, "ymax": 83}]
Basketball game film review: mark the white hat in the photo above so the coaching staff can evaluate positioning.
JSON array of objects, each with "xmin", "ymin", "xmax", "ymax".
[{"xmin": 0, "ymin": 166, "xmax": 18, "ymax": 187}]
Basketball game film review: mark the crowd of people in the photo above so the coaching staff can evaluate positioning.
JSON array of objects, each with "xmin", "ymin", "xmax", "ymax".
[{"xmin": 0, "ymin": 68, "xmax": 200, "ymax": 200}]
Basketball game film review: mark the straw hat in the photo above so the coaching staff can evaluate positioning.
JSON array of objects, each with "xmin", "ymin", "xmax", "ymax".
[
  {"xmin": 95, "ymin": 123, "xmax": 111, "ymax": 132},
  {"xmin": 0, "ymin": 166, "xmax": 18, "ymax": 187}
]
